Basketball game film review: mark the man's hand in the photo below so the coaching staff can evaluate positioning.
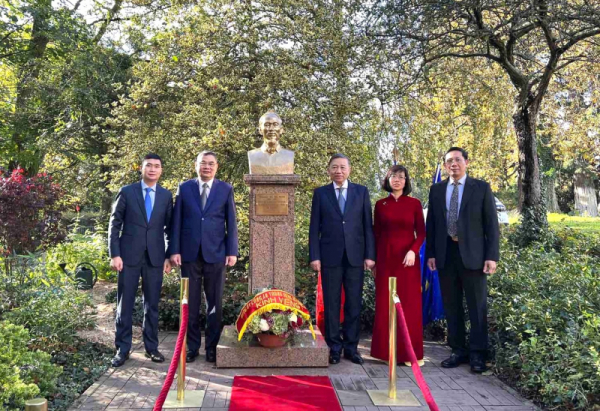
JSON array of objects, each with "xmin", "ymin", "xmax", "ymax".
[
  {"xmin": 364, "ymin": 259, "xmax": 375, "ymax": 271},
  {"xmin": 483, "ymin": 260, "xmax": 497, "ymax": 275},
  {"xmin": 110, "ymin": 256, "xmax": 123, "ymax": 272},
  {"xmin": 403, "ymin": 250, "xmax": 416, "ymax": 267},
  {"xmin": 225, "ymin": 256, "xmax": 237, "ymax": 267},
  {"xmin": 163, "ymin": 259, "xmax": 172, "ymax": 273},
  {"xmin": 427, "ymin": 258, "xmax": 436, "ymax": 271},
  {"xmin": 310, "ymin": 260, "xmax": 321, "ymax": 272},
  {"xmin": 170, "ymin": 254, "xmax": 182, "ymax": 267}
]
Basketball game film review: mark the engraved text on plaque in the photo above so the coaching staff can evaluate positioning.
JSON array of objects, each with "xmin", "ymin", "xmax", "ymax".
[{"xmin": 255, "ymin": 193, "xmax": 289, "ymax": 216}]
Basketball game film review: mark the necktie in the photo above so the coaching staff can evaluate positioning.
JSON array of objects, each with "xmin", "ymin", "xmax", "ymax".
[
  {"xmin": 338, "ymin": 187, "xmax": 346, "ymax": 214},
  {"xmin": 201, "ymin": 183, "xmax": 208, "ymax": 210},
  {"xmin": 447, "ymin": 181, "xmax": 459, "ymax": 238},
  {"xmin": 144, "ymin": 187, "xmax": 153, "ymax": 223}
]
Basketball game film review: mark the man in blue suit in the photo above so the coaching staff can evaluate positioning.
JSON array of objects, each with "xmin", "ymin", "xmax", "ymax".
[
  {"xmin": 108, "ymin": 153, "xmax": 173, "ymax": 367},
  {"xmin": 170, "ymin": 151, "xmax": 238, "ymax": 363},
  {"xmin": 309, "ymin": 153, "xmax": 376, "ymax": 365}
]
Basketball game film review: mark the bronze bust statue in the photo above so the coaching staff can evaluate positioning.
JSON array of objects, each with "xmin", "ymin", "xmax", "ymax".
[{"xmin": 248, "ymin": 111, "xmax": 294, "ymax": 174}]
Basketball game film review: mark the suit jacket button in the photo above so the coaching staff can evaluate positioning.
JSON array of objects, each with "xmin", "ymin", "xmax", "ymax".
[
  {"xmin": 202, "ymin": 218, "xmax": 204, "ymax": 221},
  {"xmin": 343, "ymin": 221, "xmax": 346, "ymax": 224}
]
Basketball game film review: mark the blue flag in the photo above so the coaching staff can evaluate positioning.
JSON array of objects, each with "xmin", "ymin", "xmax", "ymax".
[{"xmin": 421, "ymin": 164, "xmax": 445, "ymax": 325}]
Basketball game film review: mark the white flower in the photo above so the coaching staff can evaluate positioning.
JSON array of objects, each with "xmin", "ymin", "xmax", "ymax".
[
  {"xmin": 288, "ymin": 313, "xmax": 298, "ymax": 323},
  {"xmin": 259, "ymin": 318, "xmax": 270, "ymax": 331}
]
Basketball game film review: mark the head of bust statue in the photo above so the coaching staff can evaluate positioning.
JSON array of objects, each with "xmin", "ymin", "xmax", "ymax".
[{"xmin": 258, "ymin": 111, "xmax": 284, "ymax": 154}]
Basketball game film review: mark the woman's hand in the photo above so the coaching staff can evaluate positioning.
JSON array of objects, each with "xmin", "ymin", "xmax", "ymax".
[{"xmin": 403, "ymin": 250, "xmax": 415, "ymax": 267}]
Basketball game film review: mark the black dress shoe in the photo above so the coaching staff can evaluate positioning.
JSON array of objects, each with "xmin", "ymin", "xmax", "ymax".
[
  {"xmin": 470, "ymin": 355, "xmax": 487, "ymax": 373},
  {"xmin": 186, "ymin": 350, "xmax": 199, "ymax": 363},
  {"xmin": 111, "ymin": 351, "xmax": 130, "ymax": 368},
  {"xmin": 329, "ymin": 351, "xmax": 341, "ymax": 364},
  {"xmin": 344, "ymin": 351, "xmax": 364, "ymax": 365},
  {"xmin": 206, "ymin": 349, "xmax": 216, "ymax": 363},
  {"xmin": 145, "ymin": 350, "xmax": 165, "ymax": 363},
  {"xmin": 441, "ymin": 353, "xmax": 469, "ymax": 368}
]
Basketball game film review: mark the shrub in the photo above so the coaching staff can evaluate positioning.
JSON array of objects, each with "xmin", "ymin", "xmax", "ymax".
[
  {"xmin": 0, "ymin": 169, "xmax": 66, "ymax": 256},
  {"xmin": 490, "ymin": 227, "xmax": 600, "ymax": 409},
  {"xmin": 0, "ymin": 321, "xmax": 62, "ymax": 410},
  {"xmin": 106, "ymin": 270, "xmax": 249, "ymax": 331},
  {"xmin": 45, "ymin": 228, "xmax": 113, "ymax": 282},
  {"xmin": 4, "ymin": 286, "xmax": 95, "ymax": 349}
]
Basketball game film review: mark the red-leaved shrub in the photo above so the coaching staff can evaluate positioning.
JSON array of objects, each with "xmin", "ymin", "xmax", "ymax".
[{"xmin": 0, "ymin": 168, "xmax": 66, "ymax": 254}]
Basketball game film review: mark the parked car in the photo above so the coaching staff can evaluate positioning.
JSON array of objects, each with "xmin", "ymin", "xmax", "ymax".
[{"xmin": 422, "ymin": 197, "xmax": 509, "ymax": 225}]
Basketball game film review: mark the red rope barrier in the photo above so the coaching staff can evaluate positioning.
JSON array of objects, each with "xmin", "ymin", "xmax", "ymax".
[
  {"xmin": 153, "ymin": 302, "xmax": 189, "ymax": 411},
  {"xmin": 395, "ymin": 301, "xmax": 440, "ymax": 411}
]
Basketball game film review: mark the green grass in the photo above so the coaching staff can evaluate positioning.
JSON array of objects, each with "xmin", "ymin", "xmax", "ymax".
[{"xmin": 509, "ymin": 212, "xmax": 600, "ymax": 233}]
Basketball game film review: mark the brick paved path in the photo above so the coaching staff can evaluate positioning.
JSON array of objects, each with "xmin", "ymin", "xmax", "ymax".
[{"xmin": 70, "ymin": 333, "xmax": 537, "ymax": 411}]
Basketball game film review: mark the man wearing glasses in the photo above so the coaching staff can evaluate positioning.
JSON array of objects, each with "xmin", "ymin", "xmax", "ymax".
[
  {"xmin": 169, "ymin": 151, "xmax": 239, "ymax": 363},
  {"xmin": 425, "ymin": 147, "xmax": 499, "ymax": 373},
  {"xmin": 108, "ymin": 153, "xmax": 173, "ymax": 367}
]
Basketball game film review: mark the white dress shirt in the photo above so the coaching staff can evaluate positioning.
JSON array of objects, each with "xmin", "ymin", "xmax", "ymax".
[
  {"xmin": 198, "ymin": 178, "xmax": 214, "ymax": 199},
  {"xmin": 445, "ymin": 174, "xmax": 467, "ymax": 212},
  {"xmin": 141, "ymin": 181, "xmax": 156, "ymax": 208},
  {"xmin": 333, "ymin": 180, "xmax": 348, "ymax": 200}
]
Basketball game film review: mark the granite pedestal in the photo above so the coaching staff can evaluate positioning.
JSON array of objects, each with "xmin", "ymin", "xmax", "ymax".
[
  {"xmin": 243, "ymin": 174, "xmax": 301, "ymax": 294},
  {"xmin": 216, "ymin": 326, "xmax": 329, "ymax": 368}
]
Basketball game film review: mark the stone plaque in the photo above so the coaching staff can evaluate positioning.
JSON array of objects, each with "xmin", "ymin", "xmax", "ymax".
[{"xmin": 256, "ymin": 193, "xmax": 289, "ymax": 216}]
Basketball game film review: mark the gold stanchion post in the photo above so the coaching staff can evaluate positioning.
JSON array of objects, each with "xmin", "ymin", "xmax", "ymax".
[
  {"xmin": 25, "ymin": 398, "xmax": 47, "ymax": 411},
  {"xmin": 388, "ymin": 277, "xmax": 397, "ymax": 400},
  {"xmin": 177, "ymin": 277, "xmax": 189, "ymax": 401},
  {"xmin": 366, "ymin": 276, "xmax": 420, "ymax": 406},
  {"xmin": 163, "ymin": 274, "xmax": 205, "ymax": 409}
]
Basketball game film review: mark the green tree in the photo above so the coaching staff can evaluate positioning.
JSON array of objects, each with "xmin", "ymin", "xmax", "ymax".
[{"xmin": 369, "ymin": 0, "xmax": 600, "ymax": 243}]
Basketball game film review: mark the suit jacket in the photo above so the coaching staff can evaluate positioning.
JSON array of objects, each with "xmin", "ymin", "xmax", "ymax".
[
  {"xmin": 309, "ymin": 182, "xmax": 376, "ymax": 267},
  {"xmin": 108, "ymin": 182, "xmax": 173, "ymax": 267},
  {"xmin": 169, "ymin": 178, "xmax": 238, "ymax": 264},
  {"xmin": 425, "ymin": 176, "xmax": 499, "ymax": 270}
]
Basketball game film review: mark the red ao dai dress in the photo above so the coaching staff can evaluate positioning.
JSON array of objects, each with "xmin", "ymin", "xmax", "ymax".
[{"xmin": 370, "ymin": 194, "xmax": 426, "ymax": 362}]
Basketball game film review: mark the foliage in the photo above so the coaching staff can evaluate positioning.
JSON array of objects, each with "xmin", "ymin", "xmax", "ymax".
[
  {"xmin": 44, "ymin": 227, "xmax": 113, "ymax": 282},
  {"xmin": 369, "ymin": 0, "xmax": 600, "ymax": 242},
  {"xmin": 509, "ymin": 213, "xmax": 600, "ymax": 234},
  {"xmin": 490, "ymin": 227, "xmax": 600, "ymax": 409},
  {"xmin": 0, "ymin": 321, "xmax": 62, "ymax": 410},
  {"xmin": 246, "ymin": 309, "xmax": 305, "ymax": 338},
  {"xmin": 0, "ymin": 168, "xmax": 66, "ymax": 255},
  {"xmin": 4, "ymin": 286, "xmax": 95, "ymax": 349},
  {"xmin": 48, "ymin": 340, "xmax": 113, "ymax": 411},
  {"xmin": 0, "ymin": 252, "xmax": 96, "ymax": 348},
  {"xmin": 106, "ymin": 270, "xmax": 249, "ymax": 331}
]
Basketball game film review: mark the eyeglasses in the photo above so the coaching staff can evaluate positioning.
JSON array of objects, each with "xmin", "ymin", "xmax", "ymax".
[
  {"xmin": 199, "ymin": 162, "xmax": 217, "ymax": 168},
  {"xmin": 390, "ymin": 174, "xmax": 406, "ymax": 180},
  {"xmin": 445, "ymin": 157, "xmax": 465, "ymax": 165}
]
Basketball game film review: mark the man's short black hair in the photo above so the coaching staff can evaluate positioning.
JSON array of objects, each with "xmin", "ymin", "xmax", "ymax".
[
  {"xmin": 445, "ymin": 147, "xmax": 468, "ymax": 161},
  {"xmin": 328, "ymin": 153, "xmax": 351, "ymax": 167},
  {"xmin": 196, "ymin": 151, "xmax": 218, "ymax": 163},
  {"xmin": 382, "ymin": 165, "xmax": 412, "ymax": 195},
  {"xmin": 143, "ymin": 153, "xmax": 163, "ymax": 165}
]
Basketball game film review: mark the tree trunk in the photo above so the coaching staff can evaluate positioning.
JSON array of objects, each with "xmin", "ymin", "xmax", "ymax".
[
  {"xmin": 9, "ymin": 0, "xmax": 51, "ymax": 174},
  {"xmin": 543, "ymin": 175, "xmax": 560, "ymax": 213},
  {"xmin": 513, "ymin": 102, "xmax": 548, "ymax": 242},
  {"xmin": 574, "ymin": 172, "xmax": 598, "ymax": 217}
]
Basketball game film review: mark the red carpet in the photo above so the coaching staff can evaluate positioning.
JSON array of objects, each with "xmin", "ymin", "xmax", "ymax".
[{"xmin": 229, "ymin": 376, "xmax": 342, "ymax": 411}]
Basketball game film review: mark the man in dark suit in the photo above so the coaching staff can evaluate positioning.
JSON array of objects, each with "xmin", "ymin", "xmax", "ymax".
[
  {"xmin": 108, "ymin": 153, "xmax": 173, "ymax": 367},
  {"xmin": 170, "ymin": 151, "xmax": 238, "ymax": 363},
  {"xmin": 426, "ymin": 147, "xmax": 499, "ymax": 373},
  {"xmin": 309, "ymin": 153, "xmax": 376, "ymax": 365}
]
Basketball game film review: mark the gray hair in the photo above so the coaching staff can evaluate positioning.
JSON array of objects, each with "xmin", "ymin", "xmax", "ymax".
[
  {"xmin": 196, "ymin": 151, "xmax": 218, "ymax": 163},
  {"xmin": 328, "ymin": 153, "xmax": 351, "ymax": 167}
]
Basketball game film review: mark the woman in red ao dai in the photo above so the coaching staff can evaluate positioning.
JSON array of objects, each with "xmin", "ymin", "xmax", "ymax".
[{"xmin": 370, "ymin": 165, "xmax": 426, "ymax": 364}]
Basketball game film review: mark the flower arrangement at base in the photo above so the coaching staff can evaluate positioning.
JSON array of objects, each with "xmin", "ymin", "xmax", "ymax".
[{"xmin": 236, "ymin": 289, "xmax": 316, "ymax": 347}]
